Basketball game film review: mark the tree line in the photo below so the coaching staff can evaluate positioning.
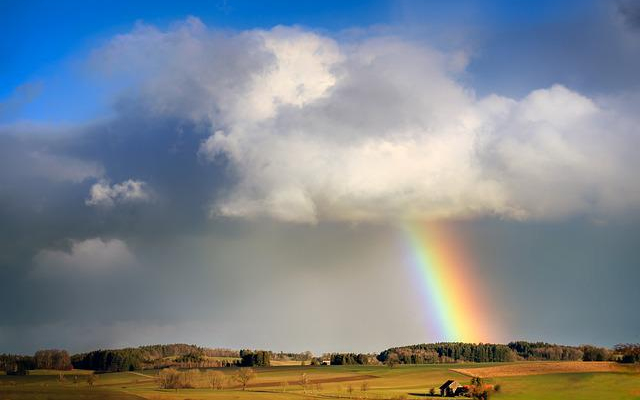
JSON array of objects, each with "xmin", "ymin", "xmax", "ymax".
[
  {"xmin": 614, "ymin": 344, "xmax": 640, "ymax": 363},
  {"xmin": 72, "ymin": 348, "xmax": 145, "ymax": 372},
  {"xmin": 378, "ymin": 343, "xmax": 517, "ymax": 364},
  {"xmin": 0, "ymin": 350, "xmax": 72, "ymax": 375},
  {"xmin": 509, "ymin": 342, "xmax": 614, "ymax": 361},
  {"xmin": 72, "ymin": 346, "xmax": 304, "ymax": 370},
  {"xmin": 0, "ymin": 354, "xmax": 35, "ymax": 375},
  {"xmin": 328, "ymin": 353, "xmax": 371, "ymax": 365},
  {"xmin": 508, "ymin": 341, "xmax": 585, "ymax": 361},
  {"xmin": 239, "ymin": 350, "xmax": 271, "ymax": 366},
  {"xmin": 71, "ymin": 344, "xmax": 238, "ymax": 371},
  {"xmin": 33, "ymin": 349, "xmax": 72, "ymax": 370},
  {"xmin": 2, "ymin": 341, "xmax": 638, "ymax": 374},
  {"xmin": 377, "ymin": 341, "xmax": 620, "ymax": 364},
  {"xmin": 71, "ymin": 344, "xmax": 239, "ymax": 372}
]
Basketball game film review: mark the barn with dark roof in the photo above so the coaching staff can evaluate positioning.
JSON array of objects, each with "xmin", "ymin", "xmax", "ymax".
[{"xmin": 439, "ymin": 380, "xmax": 460, "ymax": 397}]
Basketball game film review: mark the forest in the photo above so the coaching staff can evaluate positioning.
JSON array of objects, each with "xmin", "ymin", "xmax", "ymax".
[
  {"xmin": 0, "ymin": 341, "xmax": 634, "ymax": 374},
  {"xmin": 376, "ymin": 341, "xmax": 614, "ymax": 364}
]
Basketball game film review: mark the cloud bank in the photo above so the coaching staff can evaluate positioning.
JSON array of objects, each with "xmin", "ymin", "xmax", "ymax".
[
  {"xmin": 86, "ymin": 18, "xmax": 640, "ymax": 223},
  {"xmin": 32, "ymin": 238, "xmax": 136, "ymax": 277}
]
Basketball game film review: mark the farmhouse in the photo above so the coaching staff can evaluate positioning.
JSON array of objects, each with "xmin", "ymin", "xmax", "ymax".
[
  {"xmin": 439, "ymin": 380, "xmax": 460, "ymax": 397},
  {"xmin": 321, "ymin": 359, "xmax": 331, "ymax": 365}
]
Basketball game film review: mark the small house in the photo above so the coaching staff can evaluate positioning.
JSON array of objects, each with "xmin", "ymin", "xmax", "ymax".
[
  {"xmin": 439, "ymin": 380, "xmax": 460, "ymax": 397},
  {"xmin": 321, "ymin": 359, "xmax": 331, "ymax": 365}
]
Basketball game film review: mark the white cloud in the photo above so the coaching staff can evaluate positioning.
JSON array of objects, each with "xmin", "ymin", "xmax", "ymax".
[
  {"xmin": 32, "ymin": 238, "xmax": 136, "ymax": 276},
  {"xmin": 91, "ymin": 19, "xmax": 640, "ymax": 223},
  {"xmin": 85, "ymin": 179, "xmax": 151, "ymax": 207}
]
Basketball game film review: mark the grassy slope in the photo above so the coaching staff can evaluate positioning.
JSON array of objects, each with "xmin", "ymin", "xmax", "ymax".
[
  {"xmin": 0, "ymin": 373, "xmax": 144, "ymax": 400},
  {"xmin": 1, "ymin": 363, "xmax": 638, "ymax": 400},
  {"xmin": 495, "ymin": 372, "xmax": 640, "ymax": 400}
]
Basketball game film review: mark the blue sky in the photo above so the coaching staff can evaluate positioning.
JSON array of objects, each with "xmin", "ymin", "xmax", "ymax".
[
  {"xmin": 1, "ymin": 0, "xmax": 640, "ymax": 354},
  {"xmin": 2, "ymin": 0, "xmax": 388, "ymax": 94},
  {"xmin": 1, "ymin": 0, "xmax": 597, "ymax": 122}
]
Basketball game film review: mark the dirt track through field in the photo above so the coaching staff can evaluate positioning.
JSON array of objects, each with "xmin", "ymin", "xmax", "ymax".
[
  {"xmin": 97, "ymin": 373, "xmax": 156, "ymax": 387},
  {"xmin": 242, "ymin": 374, "xmax": 379, "ymax": 389},
  {"xmin": 452, "ymin": 361, "xmax": 627, "ymax": 378}
]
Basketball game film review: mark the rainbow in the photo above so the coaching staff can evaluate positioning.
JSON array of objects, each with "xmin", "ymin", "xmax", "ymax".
[{"xmin": 403, "ymin": 222, "xmax": 494, "ymax": 343}]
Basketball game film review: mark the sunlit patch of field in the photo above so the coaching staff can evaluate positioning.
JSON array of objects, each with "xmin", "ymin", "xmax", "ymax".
[
  {"xmin": 452, "ymin": 361, "xmax": 631, "ymax": 378},
  {"xmin": 27, "ymin": 369, "xmax": 95, "ymax": 376},
  {"xmin": 269, "ymin": 360, "xmax": 308, "ymax": 366}
]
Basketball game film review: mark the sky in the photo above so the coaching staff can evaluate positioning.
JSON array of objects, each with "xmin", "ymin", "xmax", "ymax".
[{"xmin": 1, "ymin": 0, "xmax": 640, "ymax": 355}]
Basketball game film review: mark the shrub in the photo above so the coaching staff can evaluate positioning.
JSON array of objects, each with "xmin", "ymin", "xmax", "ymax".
[
  {"xmin": 158, "ymin": 368, "xmax": 200, "ymax": 389},
  {"xmin": 158, "ymin": 368, "xmax": 182, "ymax": 389}
]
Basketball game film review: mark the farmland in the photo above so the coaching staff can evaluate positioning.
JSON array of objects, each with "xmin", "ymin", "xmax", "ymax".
[
  {"xmin": 1, "ymin": 362, "xmax": 639, "ymax": 400},
  {"xmin": 452, "ymin": 361, "xmax": 628, "ymax": 377}
]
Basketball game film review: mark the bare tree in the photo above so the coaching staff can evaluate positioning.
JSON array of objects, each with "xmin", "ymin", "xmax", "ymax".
[
  {"xmin": 347, "ymin": 384, "xmax": 354, "ymax": 398},
  {"xmin": 300, "ymin": 372, "xmax": 311, "ymax": 394},
  {"xmin": 233, "ymin": 368, "xmax": 255, "ymax": 390},
  {"xmin": 158, "ymin": 368, "xmax": 200, "ymax": 390},
  {"xmin": 181, "ymin": 369, "xmax": 200, "ymax": 388},
  {"xmin": 34, "ymin": 349, "xmax": 72, "ymax": 370},
  {"xmin": 206, "ymin": 370, "xmax": 225, "ymax": 390},
  {"xmin": 158, "ymin": 368, "xmax": 181, "ymax": 390}
]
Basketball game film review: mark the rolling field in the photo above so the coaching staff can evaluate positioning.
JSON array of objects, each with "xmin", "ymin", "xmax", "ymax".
[
  {"xmin": 1, "ymin": 362, "xmax": 638, "ymax": 400},
  {"xmin": 452, "ymin": 361, "xmax": 628, "ymax": 377}
]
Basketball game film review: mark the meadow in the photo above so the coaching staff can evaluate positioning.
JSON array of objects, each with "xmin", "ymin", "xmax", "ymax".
[{"xmin": 1, "ymin": 362, "xmax": 639, "ymax": 400}]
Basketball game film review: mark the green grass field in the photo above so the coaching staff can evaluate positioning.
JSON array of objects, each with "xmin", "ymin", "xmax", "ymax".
[{"xmin": 1, "ymin": 362, "xmax": 638, "ymax": 400}]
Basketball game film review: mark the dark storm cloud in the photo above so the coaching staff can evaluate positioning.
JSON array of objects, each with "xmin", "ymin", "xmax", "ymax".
[
  {"xmin": 0, "ymin": 22, "xmax": 271, "ymax": 344},
  {"xmin": 0, "ymin": 112, "xmax": 225, "ymax": 241},
  {"xmin": 0, "ymin": 103, "xmax": 238, "ymax": 352}
]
